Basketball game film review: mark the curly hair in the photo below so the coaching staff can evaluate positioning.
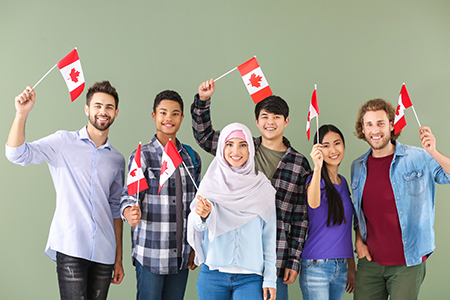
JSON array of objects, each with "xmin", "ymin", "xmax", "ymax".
[{"xmin": 354, "ymin": 98, "xmax": 400, "ymax": 141}]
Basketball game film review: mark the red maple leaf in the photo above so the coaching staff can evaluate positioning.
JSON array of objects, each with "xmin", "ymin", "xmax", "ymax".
[
  {"xmin": 68, "ymin": 68, "xmax": 80, "ymax": 83},
  {"xmin": 130, "ymin": 169, "xmax": 137, "ymax": 177},
  {"xmin": 160, "ymin": 160, "xmax": 169, "ymax": 175},
  {"xmin": 396, "ymin": 105, "xmax": 401, "ymax": 116},
  {"xmin": 247, "ymin": 73, "xmax": 263, "ymax": 88}
]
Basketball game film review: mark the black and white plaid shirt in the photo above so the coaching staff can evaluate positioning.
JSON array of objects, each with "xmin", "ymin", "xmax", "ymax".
[{"xmin": 120, "ymin": 136, "xmax": 201, "ymax": 275}]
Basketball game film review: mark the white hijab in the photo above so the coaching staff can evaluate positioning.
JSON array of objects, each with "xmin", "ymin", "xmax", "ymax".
[{"xmin": 187, "ymin": 122, "xmax": 276, "ymax": 265}]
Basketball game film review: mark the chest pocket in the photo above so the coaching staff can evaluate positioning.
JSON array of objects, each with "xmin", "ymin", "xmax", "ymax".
[{"xmin": 402, "ymin": 169, "xmax": 425, "ymax": 196}]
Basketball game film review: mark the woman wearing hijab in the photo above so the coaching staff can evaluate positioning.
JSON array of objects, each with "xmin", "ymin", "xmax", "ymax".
[{"xmin": 187, "ymin": 122, "xmax": 277, "ymax": 300}]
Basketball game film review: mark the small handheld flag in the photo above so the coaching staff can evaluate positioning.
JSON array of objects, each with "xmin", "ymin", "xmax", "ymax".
[
  {"xmin": 237, "ymin": 57, "xmax": 273, "ymax": 103},
  {"xmin": 127, "ymin": 142, "xmax": 149, "ymax": 197},
  {"xmin": 30, "ymin": 48, "xmax": 85, "ymax": 101},
  {"xmin": 306, "ymin": 85, "xmax": 320, "ymax": 142},
  {"xmin": 394, "ymin": 83, "xmax": 421, "ymax": 134},
  {"xmin": 159, "ymin": 140, "xmax": 183, "ymax": 194},
  {"xmin": 57, "ymin": 48, "xmax": 85, "ymax": 101}
]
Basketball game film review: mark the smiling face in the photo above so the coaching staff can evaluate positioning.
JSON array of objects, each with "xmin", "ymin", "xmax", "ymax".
[
  {"xmin": 85, "ymin": 92, "xmax": 118, "ymax": 132},
  {"xmin": 255, "ymin": 110, "xmax": 289, "ymax": 143},
  {"xmin": 321, "ymin": 131, "xmax": 345, "ymax": 167},
  {"xmin": 362, "ymin": 109, "xmax": 394, "ymax": 154},
  {"xmin": 152, "ymin": 100, "xmax": 184, "ymax": 140},
  {"xmin": 223, "ymin": 138, "xmax": 249, "ymax": 168}
]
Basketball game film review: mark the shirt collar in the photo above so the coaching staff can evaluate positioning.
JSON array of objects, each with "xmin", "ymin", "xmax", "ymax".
[
  {"xmin": 150, "ymin": 135, "xmax": 183, "ymax": 154},
  {"xmin": 79, "ymin": 126, "xmax": 111, "ymax": 150}
]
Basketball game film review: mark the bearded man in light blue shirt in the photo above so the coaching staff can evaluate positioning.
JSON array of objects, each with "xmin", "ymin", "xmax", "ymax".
[{"xmin": 5, "ymin": 81, "xmax": 125, "ymax": 300}]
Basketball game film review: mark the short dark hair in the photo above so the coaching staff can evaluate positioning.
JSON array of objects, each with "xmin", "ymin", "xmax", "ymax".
[
  {"xmin": 153, "ymin": 90, "xmax": 184, "ymax": 114},
  {"xmin": 355, "ymin": 98, "xmax": 400, "ymax": 141},
  {"xmin": 254, "ymin": 95, "xmax": 289, "ymax": 120},
  {"xmin": 86, "ymin": 81, "xmax": 119, "ymax": 108}
]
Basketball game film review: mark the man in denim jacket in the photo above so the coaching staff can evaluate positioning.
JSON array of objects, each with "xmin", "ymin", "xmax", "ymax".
[{"xmin": 351, "ymin": 98, "xmax": 450, "ymax": 300}]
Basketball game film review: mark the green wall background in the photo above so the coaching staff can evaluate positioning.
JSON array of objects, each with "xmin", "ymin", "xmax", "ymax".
[{"xmin": 2, "ymin": 1, "xmax": 450, "ymax": 299}]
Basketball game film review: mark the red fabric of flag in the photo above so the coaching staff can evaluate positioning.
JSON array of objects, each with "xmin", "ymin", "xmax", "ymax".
[
  {"xmin": 57, "ymin": 48, "xmax": 85, "ymax": 101},
  {"xmin": 237, "ymin": 57, "xmax": 273, "ymax": 104},
  {"xmin": 158, "ymin": 140, "xmax": 183, "ymax": 194},
  {"xmin": 306, "ymin": 89, "xmax": 319, "ymax": 141},
  {"xmin": 394, "ymin": 84, "xmax": 413, "ymax": 134},
  {"xmin": 127, "ymin": 143, "xmax": 149, "ymax": 197}
]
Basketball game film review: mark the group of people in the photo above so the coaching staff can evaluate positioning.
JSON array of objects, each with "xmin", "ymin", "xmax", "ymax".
[{"xmin": 6, "ymin": 78, "xmax": 450, "ymax": 300}]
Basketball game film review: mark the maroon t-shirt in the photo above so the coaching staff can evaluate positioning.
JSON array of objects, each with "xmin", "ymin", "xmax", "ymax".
[{"xmin": 363, "ymin": 153, "xmax": 406, "ymax": 265}]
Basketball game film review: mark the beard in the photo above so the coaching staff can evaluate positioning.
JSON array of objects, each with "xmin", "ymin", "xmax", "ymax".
[
  {"xmin": 366, "ymin": 133, "xmax": 391, "ymax": 150},
  {"xmin": 88, "ymin": 113, "xmax": 114, "ymax": 131}
]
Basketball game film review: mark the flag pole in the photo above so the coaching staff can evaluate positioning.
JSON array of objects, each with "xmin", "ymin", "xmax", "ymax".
[
  {"xmin": 214, "ymin": 67, "xmax": 237, "ymax": 82},
  {"xmin": 411, "ymin": 106, "xmax": 422, "ymax": 128},
  {"xmin": 30, "ymin": 64, "xmax": 58, "ymax": 92},
  {"xmin": 214, "ymin": 55, "xmax": 257, "ymax": 82},
  {"xmin": 135, "ymin": 142, "xmax": 142, "ymax": 203},
  {"xmin": 181, "ymin": 161, "xmax": 198, "ymax": 191},
  {"xmin": 315, "ymin": 84, "xmax": 319, "ymax": 144}
]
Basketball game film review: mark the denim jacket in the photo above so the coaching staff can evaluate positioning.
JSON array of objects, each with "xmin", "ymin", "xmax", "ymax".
[{"xmin": 351, "ymin": 141, "xmax": 450, "ymax": 266}]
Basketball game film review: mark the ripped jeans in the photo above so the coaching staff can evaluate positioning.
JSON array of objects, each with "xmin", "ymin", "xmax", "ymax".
[{"xmin": 56, "ymin": 252, "xmax": 114, "ymax": 300}]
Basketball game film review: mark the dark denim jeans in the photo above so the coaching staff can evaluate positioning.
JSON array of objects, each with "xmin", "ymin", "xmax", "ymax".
[{"xmin": 56, "ymin": 252, "xmax": 114, "ymax": 300}]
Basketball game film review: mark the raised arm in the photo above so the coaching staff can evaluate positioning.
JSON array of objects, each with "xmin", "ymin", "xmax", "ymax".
[
  {"xmin": 419, "ymin": 126, "xmax": 450, "ymax": 174},
  {"xmin": 191, "ymin": 79, "xmax": 220, "ymax": 155},
  {"xmin": 7, "ymin": 87, "xmax": 35, "ymax": 147},
  {"xmin": 307, "ymin": 143, "xmax": 323, "ymax": 208}
]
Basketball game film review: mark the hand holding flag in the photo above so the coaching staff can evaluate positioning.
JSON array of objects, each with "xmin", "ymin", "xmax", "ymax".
[
  {"xmin": 30, "ymin": 48, "xmax": 85, "ymax": 101},
  {"xmin": 306, "ymin": 85, "xmax": 320, "ymax": 142}
]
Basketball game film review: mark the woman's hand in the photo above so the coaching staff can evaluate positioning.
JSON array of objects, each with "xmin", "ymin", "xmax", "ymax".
[
  {"xmin": 195, "ymin": 195, "xmax": 212, "ymax": 218},
  {"xmin": 310, "ymin": 143, "xmax": 323, "ymax": 171}
]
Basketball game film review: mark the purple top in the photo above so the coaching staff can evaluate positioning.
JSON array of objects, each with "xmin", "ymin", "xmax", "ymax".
[{"xmin": 302, "ymin": 174, "xmax": 354, "ymax": 260}]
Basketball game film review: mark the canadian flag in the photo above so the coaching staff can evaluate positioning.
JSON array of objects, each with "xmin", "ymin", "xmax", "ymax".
[
  {"xmin": 306, "ymin": 88, "xmax": 319, "ymax": 141},
  {"xmin": 394, "ymin": 84, "xmax": 413, "ymax": 135},
  {"xmin": 127, "ymin": 143, "xmax": 149, "ymax": 197},
  {"xmin": 57, "ymin": 48, "xmax": 85, "ymax": 101},
  {"xmin": 158, "ymin": 139, "xmax": 183, "ymax": 194},
  {"xmin": 237, "ymin": 57, "xmax": 273, "ymax": 104}
]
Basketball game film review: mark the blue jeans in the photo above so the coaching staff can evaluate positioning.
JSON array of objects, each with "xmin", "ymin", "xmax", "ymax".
[
  {"xmin": 276, "ymin": 277, "xmax": 289, "ymax": 300},
  {"xmin": 197, "ymin": 264, "xmax": 264, "ymax": 300},
  {"xmin": 56, "ymin": 252, "xmax": 113, "ymax": 300},
  {"xmin": 300, "ymin": 258, "xmax": 348, "ymax": 300},
  {"xmin": 135, "ymin": 259, "xmax": 189, "ymax": 300}
]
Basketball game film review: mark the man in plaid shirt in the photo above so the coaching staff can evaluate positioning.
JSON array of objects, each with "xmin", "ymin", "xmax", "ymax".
[
  {"xmin": 192, "ymin": 79, "xmax": 311, "ymax": 300},
  {"xmin": 120, "ymin": 90, "xmax": 201, "ymax": 300}
]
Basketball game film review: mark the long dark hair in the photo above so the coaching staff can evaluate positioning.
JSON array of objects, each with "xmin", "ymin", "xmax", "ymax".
[{"xmin": 313, "ymin": 124, "xmax": 346, "ymax": 227}]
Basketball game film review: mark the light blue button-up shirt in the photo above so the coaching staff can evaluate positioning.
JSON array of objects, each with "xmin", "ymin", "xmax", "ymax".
[
  {"xmin": 5, "ymin": 127, "xmax": 125, "ymax": 264},
  {"xmin": 351, "ymin": 141, "xmax": 450, "ymax": 266},
  {"xmin": 192, "ymin": 209, "xmax": 277, "ymax": 289}
]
